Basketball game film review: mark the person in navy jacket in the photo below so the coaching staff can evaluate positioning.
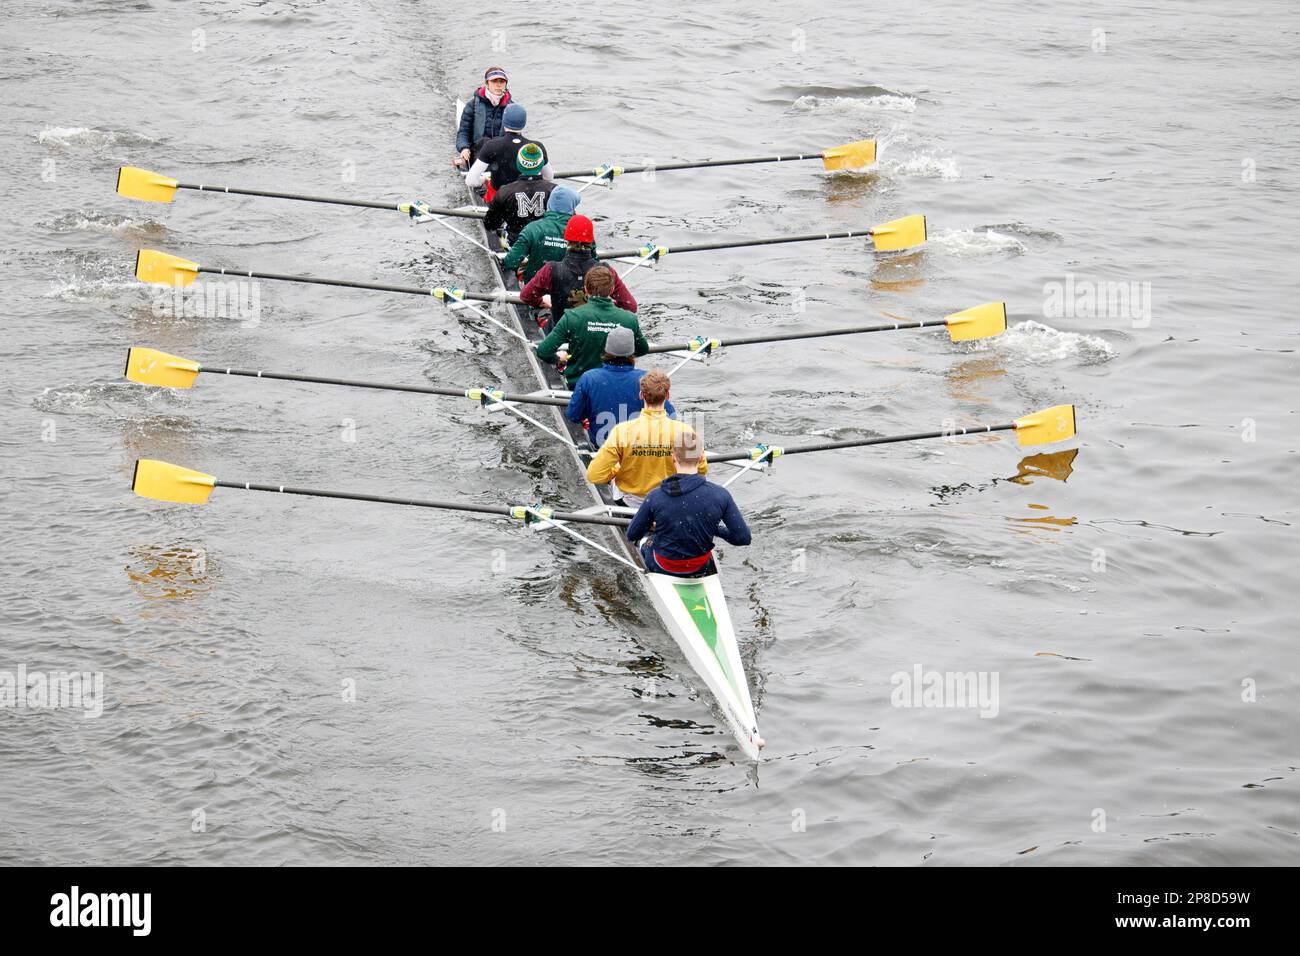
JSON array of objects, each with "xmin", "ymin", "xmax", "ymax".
[
  {"xmin": 625, "ymin": 431, "xmax": 751, "ymax": 577},
  {"xmin": 565, "ymin": 327, "xmax": 676, "ymax": 447},
  {"xmin": 454, "ymin": 67, "xmax": 512, "ymax": 168}
]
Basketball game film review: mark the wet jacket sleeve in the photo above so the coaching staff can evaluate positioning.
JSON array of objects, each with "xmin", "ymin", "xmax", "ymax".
[
  {"xmin": 625, "ymin": 497, "xmax": 653, "ymax": 542},
  {"xmin": 519, "ymin": 264, "xmax": 551, "ymax": 308},
  {"xmin": 503, "ymin": 228, "xmax": 533, "ymax": 272},
  {"xmin": 535, "ymin": 313, "xmax": 568, "ymax": 363},
  {"xmin": 632, "ymin": 323, "xmax": 649, "ymax": 357},
  {"xmin": 611, "ymin": 274, "xmax": 637, "ymax": 313},
  {"xmin": 456, "ymin": 100, "xmax": 474, "ymax": 151},
  {"xmin": 716, "ymin": 490, "xmax": 750, "ymax": 546},
  {"xmin": 586, "ymin": 435, "xmax": 620, "ymax": 486},
  {"xmin": 566, "ymin": 376, "xmax": 591, "ymax": 425}
]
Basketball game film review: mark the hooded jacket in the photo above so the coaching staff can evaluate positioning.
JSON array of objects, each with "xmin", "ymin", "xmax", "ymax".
[{"xmin": 625, "ymin": 473, "xmax": 751, "ymax": 559}]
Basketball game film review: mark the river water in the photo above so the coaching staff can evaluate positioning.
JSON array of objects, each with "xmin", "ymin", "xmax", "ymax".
[{"xmin": 1, "ymin": 0, "xmax": 1296, "ymax": 865}]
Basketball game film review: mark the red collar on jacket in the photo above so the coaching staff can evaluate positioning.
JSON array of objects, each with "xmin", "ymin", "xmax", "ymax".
[{"xmin": 476, "ymin": 87, "xmax": 511, "ymax": 105}]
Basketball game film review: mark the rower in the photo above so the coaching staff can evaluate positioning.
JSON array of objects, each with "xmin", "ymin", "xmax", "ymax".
[
  {"xmin": 500, "ymin": 185, "xmax": 580, "ymax": 283},
  {"xmin": 536, "ymin": 266, "xmax": 648, "ymax": 390},
  {"xmin": 483, "ymin": 143, "xmax": 555, "ymax": 244},
  {"xmin": 465, "ymin": 104, "xmax": 552, "ymax": 192},
  {"xmin": 586, "ymin": 369, "xmax": 702, "ymax": 509},
  {"xmin": 520, "ymin": 214, "xmax": 636, "ymax": 332},
  {"xmin": 566, "ymin": 326, "xmax": 677, "ymax": 447},
  {"xmin": 454, "ymin": 67, "xmax": 513, "ymax": 169},
  {"xmin": 625, "ymin": 430, "xmax": 751, "ymax": 578}
]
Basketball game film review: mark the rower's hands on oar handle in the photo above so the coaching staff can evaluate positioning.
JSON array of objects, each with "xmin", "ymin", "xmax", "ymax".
[
  {"xmin": 541, "ymin": 294, "xmax": 552, "ymax": 308},
  {"xmin": 454, "ymin": 148, "xmax": 471, "ymax": 168}
]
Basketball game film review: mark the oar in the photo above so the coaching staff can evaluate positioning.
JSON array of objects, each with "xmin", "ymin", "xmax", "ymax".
[
  {"xmin": 116, "ymin": 167, "xmax": 485, "ymax": 220},
  {"xmin": 598, "ymin": 214, "xmax": 926, "ymax": 261},
  {"xmin": 710, "ymin": 405, "xmax": 1078, "ymax": 463},
  {"xmin": 124, "ymin": 346, "xmax": 569, "ymax": 406},
  {"xmin": 647, "ymin": 302, "xmax": 1007, "ymax": 355},
  {"xmin": 552, "ymin": 139, "xmax": 877, "ymax": 180},
  {"xmin": 131, "ymin": 459, "xmax": 631, "ymax": 526},
  {"xmin": 133, "ymin": 250, "xmax": 521, "ymax": 305}
]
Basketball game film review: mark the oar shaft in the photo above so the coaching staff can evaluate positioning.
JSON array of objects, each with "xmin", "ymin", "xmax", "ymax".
[
  {"xmin": 175, "ymin": 182, "xmax": 484, "ymax": 220},
  {"xmin": 211, "ymin": 480, "xmax": 630, "ymax": 526},
  {"xmin": 195, "ymin": 266, "xmax": 520, "ymax": 305},
  {"xmin": 554, "ymin": 151, "xmax": 824, "ymax": 179},
  {"xmin": 201, "ymin": 367, "xmax": 569, "ymax": 406},
  {"xmin": 598, "ymin": 228, "xmax": 875, "ymax": 261},
  {"xmin": 709, "ymin": 423, "xmax": 1017, "ymax": 463},
  {"xmin": 646, "ymin": 318, "xmax": 948, "ymax": 353}
]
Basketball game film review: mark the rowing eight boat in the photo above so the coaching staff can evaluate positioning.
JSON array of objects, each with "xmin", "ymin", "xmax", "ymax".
[{"xmin": 455, "ymin": 104, "xmax": 764, "ymax": 758}]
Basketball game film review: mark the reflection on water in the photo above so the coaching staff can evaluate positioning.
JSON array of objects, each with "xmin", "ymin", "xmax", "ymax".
[
  {"xmin": 1008, "ymin": 448, "xmax": 1078, "ymax": 485},
  {"xmin": 819, "ymin": 170, "xmax": 882, "ymax": 205},
  {"xmin": 944, "ymin": 355, "xmax": 1007, "ymax": 403},
  {"xmin": 125, "ymin": 543, "xmax": 211, "ymax": 601}
]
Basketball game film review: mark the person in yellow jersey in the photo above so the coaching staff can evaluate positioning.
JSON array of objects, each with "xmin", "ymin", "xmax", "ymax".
[{"xmin": 585, "ymin": 369, "xmax": 705, "ymax": 508}]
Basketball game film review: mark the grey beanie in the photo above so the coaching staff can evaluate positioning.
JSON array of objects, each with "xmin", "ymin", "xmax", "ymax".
[{"xmin": 604, "ymin": 326, "xmax": 635, "ymax": 357}]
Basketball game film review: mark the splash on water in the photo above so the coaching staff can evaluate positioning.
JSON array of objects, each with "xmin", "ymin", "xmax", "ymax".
[
  {"xmin": 889, "ymin": 151, "xmax": 961, "ymax": 180},
  {"xmin": 41, "ymin": 210, "xmax": 168, "ymax": 240},
  {"xmin": 968, "ymin": 320, "xmax": 1118, "ymax": 366},
  {"xmin": 930, "ymin": 227, "xmax": 1028, "ymax": 258},
  {"xmin": 792, "ymin": 94, "xmax": 917, "ymax": 113},
  {"xmin": 36, "ymin": 126, "xmax": 157, "ymax": 153}
]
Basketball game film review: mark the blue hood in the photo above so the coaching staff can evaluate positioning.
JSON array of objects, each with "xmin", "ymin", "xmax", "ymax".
[
  {"xmin": 659, "ymin": 473, "xmax": 706, "ymax": 497},
  {"xmin": 548, "ymin": 185, "xmax": 580, "ymax": 214}
]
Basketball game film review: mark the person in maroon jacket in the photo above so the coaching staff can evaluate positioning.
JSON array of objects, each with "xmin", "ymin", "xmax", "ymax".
[{"xmin": 519, "ymin": 215, "xmax": 636, "ymax": 332}]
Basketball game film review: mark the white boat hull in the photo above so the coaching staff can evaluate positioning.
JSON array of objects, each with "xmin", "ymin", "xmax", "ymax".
[{"xmin": 643, "ymin": 570, "xmax": 763, "ymax": 759}]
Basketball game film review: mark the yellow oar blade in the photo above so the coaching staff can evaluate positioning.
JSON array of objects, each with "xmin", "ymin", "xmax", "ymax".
[
  {"xmin": 869, "ymin": 214, "xmax": 927, "ymax": 252},
  {"xmin": 132, "ymin": 459, "xmax": 217, "ymax": 505},
  {"xmin": 117, "ymin": 166, "xmax": 179, "ymax": 203},
  {"xmin": 1014, "ymin": 405, "xmax": 1077, "ymax": 446},
  {"xmin": 125, "ymin": 347, "xmax": 201, "ymax": 389},
  {"xmin": 136, "ymin": 249, "xmax": 199, "ymax": 287},
  {"xmin": 945, "ymin": 301, "xmax": 1007, "ymax": 342},
  {"xmin": 821, "ymin": 139, "xmax": 877, "ymax": 170}
]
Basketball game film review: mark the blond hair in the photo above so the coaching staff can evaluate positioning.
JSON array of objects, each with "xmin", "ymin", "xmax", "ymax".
[{"xmin": 639, "ymin": 369, "xmax": 670, "ymax": 405}]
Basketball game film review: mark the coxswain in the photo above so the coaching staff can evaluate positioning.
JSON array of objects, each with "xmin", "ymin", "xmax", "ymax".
[
  {"xmin": 625, "ymin": 430, "xmax": 750, "ymax": 578},
  {"xmin": 500, "ymin": 186, "xmax": 580, "ymax": 283},
  {"xmin": 454, "ymin": 67, "xmax": 512, "ymax": 169},
  {"xmin": 483, "ymin": 143, "xmax": 555, "ymax": 243},
  {"xmin": 465, "ymin": 104, "xmax": 552, "ymax": 192},
  {"xmin": 520, "ymin": 214, "xmax": 636, "ymax": 331},
  {"xmin": 566, "ymin": 326, "xmax": 677, "ymax": 447},
  {"xmin": 585, "ymin": 369, "xmax": 703, "ymax": 509},
  {"xmin": 536, "ymin": 266, "xmax": 648, "ymax": 390}
]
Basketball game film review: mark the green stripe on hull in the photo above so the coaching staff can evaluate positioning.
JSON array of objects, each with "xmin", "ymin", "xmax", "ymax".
[{"xmin": 673, "ymin": 581, "xmax": 740, "ymax": 700}]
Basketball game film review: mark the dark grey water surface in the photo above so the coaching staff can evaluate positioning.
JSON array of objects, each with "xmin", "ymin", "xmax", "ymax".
[{"xmin": 1, "ymin": 0, "xmax": 1296, "ymax": 864}]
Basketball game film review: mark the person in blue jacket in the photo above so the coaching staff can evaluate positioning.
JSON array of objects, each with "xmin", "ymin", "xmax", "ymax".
[
  {"xmin": 454, "ymin": 67, "xmax": 512, "ymax": 168},
  {"xmin": 625, "ymin": 431, "xmax": 751, "ymax": 578},
  {"xmin": 565, "ymin": 327, "xmax": 675, "ymax": 447}
]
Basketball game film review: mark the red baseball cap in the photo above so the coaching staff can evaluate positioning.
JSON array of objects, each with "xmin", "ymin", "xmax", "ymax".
[{"xmin": 563, "ymin": 215, "xmax": 594, "ymax": 244}]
